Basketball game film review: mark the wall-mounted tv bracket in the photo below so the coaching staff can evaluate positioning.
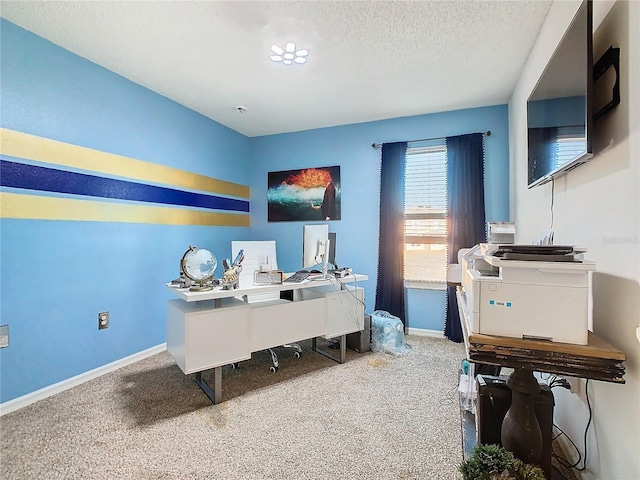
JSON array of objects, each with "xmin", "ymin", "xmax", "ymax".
[{"xmin": 593, "ymin": 46, "xmax": 620, "ymax": 122}]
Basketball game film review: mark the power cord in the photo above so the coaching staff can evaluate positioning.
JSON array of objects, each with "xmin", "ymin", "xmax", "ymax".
[
  {"xmin": 317, "ymin": 262, "xmax": 366, "ymax": 330},
  {"xmin": 550, "ymin": 178, "xmax": 555, "ymax": 231},
  {"xmin": 551, "ymin": 378, "xmax": 592, "ymax": 472},
  {"xmin": 542, "ymin": 373, "xmax": 571, "ymax": 391},
  {"xmin": 439, "ymin": 383, "xmax": 458, "ymax": 406},
  {"xmin": 549, "ymin": 377, "xmax": 571, "ymax": 390}
]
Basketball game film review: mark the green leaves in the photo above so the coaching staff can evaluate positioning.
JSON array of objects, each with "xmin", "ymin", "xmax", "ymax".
[{"xmin": 459, "ymin": 444, "xmax": 547, "ymax": 480}]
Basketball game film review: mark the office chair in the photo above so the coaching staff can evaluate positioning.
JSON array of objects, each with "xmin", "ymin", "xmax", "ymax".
[{"xmin": 265, "ymin": 343, "xmax": 302, "ymax": 373}]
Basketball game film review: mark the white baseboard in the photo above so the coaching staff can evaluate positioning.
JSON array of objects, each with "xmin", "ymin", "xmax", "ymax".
[
  {"xmin": 0, "ymin": 343, "xmax": 167, "ymax": 416},
  {"xmin": 407, "ymin": 327, "xmax": 444, "ymax": 338}
]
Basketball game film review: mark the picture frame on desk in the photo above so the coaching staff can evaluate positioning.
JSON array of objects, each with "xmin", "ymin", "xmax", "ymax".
[{"xmin": 253, "ymin": 270, "xmax": 284, "ymax": 285}]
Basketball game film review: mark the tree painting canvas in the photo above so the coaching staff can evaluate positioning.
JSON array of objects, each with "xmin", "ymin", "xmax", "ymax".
[{"xmin": 267, "ymin": 166, "xmax": 341, "ymax": 222}]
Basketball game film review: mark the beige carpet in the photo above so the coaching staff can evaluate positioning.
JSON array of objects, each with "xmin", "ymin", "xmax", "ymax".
[{"xmin": 1, "ymin": 335, "xmax": 466, "ymax": 480}]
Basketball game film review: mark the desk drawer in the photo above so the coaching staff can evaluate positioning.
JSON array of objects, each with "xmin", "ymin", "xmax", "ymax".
[
  {"xmin": 250, "ymin": 298, "xmax": 326, "ymax": 351},
  {"xmin": 298, "ymin": 286, "xmax": 365, "ymax": 337},
  {"xmin": 167, "ymin": 299, "xmax": 251, "ymax": 374}
]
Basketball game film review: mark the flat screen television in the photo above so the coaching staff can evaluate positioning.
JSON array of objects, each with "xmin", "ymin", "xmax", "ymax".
[{"xmin": 527, "ymin": 0, "xmax": 593, "ymax": 188}]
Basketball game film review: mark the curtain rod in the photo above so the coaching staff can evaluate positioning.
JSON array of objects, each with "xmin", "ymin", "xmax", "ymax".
[{"xmin": 371, "ymin": 130, "xmax": 491, "ymax": 149}]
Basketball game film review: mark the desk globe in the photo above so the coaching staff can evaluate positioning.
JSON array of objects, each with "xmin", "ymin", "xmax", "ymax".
[{"xmin": 180, "ymin": 246, "xmax": 217, "ymax": 291}]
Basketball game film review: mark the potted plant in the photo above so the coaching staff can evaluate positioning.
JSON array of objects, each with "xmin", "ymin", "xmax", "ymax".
[{"xmin": 459, "ymin": 444, "xmax": 547, "ymax": 480}]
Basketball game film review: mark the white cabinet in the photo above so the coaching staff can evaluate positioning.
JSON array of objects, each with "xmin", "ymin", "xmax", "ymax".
[
  {"xmin": 297, "ymin": 285, "xmax": 365, "ymax": 338},
  {"xmin": 326, "ymin": 287, "xmax": 365, "ymax": 337},
  {"xmin": 167, "ymin": 298, "xmax": 251, "ymax": 374},
  {"xmin": 249, "ymin": 298, "xmax": 327, "ymax": 351}
]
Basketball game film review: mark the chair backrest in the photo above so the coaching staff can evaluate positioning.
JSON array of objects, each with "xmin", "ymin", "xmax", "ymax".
[{"xmin": 231, "ymin": 240, "xmax": 280, "ymax": 303}]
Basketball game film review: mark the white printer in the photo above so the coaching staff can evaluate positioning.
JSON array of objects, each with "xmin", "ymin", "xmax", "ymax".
[{"xmin": 460, "ymin": 244, "xmax": 594, "ymax": 345}]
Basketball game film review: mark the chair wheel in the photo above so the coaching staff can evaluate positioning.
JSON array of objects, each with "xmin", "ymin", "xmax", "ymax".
[
  {"xmin": 294, "ymin": 351, "xmax": 301, "ymax": 358},
  {"xmin": 269, "ymin": 366, "xmax": 278, "ymax": 373}
]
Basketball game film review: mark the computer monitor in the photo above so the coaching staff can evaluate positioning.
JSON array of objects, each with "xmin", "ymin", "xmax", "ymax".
[
  {"xmin": 302, "ymin": 224, "xmax": 330, "ymax": 271},
  {"xmin": 328, "ymin": 232, "xmax": 337, "ymax": 268}
]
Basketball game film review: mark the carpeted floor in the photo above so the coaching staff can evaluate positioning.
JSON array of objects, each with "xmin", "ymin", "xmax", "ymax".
[{"xmin": 1, "ymin": 335, "xmax": 466, "ymax": 480}]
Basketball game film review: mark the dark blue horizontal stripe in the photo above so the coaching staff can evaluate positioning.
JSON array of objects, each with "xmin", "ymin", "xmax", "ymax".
[{"xmin": 0, "ymin": 159, "xmax": 250, "ymax": 213}]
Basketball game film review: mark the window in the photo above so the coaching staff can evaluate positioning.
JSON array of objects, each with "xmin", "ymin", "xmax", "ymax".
[
  {"xmin": 556, "ymin": 125, "xmax": 588, "ymax": 169},
  {"xmin": 403, "ymin": 144, "xmax": 448, "ymax": 284}
]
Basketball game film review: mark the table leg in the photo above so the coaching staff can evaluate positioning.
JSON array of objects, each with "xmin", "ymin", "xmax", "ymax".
[
  {"xmin": 312, "ymin": 334, "xmax": 347, "ymax": 364},
  {"xmin": 501, "ymin": 367, "xmax": 543, "ymax": 465},
  {"xmin": 195, "ymin": 366, "xmax": 222, "ymax": 404}
]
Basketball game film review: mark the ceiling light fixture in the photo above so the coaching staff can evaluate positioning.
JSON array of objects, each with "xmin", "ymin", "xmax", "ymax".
[{"xmin": 269, "ymin": 42, "xmax": 310, "ymax": 65}]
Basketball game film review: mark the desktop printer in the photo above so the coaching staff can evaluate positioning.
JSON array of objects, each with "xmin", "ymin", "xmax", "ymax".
[{"xmin": 460, "ymin": 244, "xmax": 594, "ymax": 345}]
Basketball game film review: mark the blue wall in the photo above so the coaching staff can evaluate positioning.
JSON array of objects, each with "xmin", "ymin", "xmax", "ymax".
[
  {"xmin": 0, "ymin": 19, "xmax": 510, "ymax": 404},
  {"xmin": 248, "ymin": 107, "xmax": 510, "ymax": 329},
  {"xmin": 0, "ymin": 20, "xmax": 251, "ymax": 403}
]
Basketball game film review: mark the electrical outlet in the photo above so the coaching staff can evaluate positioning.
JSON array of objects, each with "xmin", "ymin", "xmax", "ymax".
[
  {"xmin": 0, "ymin": 324, "xmax": 8, "ymax": 348},
  {"xmin": 98, "ymin": 312, "xmax": 109, "ymax": 330}
]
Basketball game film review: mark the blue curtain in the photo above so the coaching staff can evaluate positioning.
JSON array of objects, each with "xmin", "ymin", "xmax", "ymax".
[
  {"xmin": 444, "ymin": 133, "xmax": 486, "ymax": 342},
  {"xmin": 375, "ymin": 142, "xmax": 408, "ymax": 328}
]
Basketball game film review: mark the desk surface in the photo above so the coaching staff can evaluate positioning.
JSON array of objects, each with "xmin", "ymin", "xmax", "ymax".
[
  {"xmin": 456, "ymin": 287, "xmax": 626, "ymax": 383},
  {"xmin": 167, "ymin": 273, "xmax": 368, "ymax": 302}
]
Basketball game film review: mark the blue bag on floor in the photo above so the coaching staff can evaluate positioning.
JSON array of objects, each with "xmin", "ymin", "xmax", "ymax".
[{"xmin": 370, "ymin": 310, "xmax": 411, "ymax": 356}]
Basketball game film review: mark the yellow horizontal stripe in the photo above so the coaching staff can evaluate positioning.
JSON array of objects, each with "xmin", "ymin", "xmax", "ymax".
[
  {"xmin": 0, "ymin": 192, "xmax": 250, "ymax": 226},
  {"xmin": 0, "ymin": 128, "xmax": 250, "ymax": 199}
]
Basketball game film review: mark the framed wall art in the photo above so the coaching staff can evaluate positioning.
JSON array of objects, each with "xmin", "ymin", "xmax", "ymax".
[{"xmin": 267, "ymin": 166, "xmax": 341, "ymax": 222}]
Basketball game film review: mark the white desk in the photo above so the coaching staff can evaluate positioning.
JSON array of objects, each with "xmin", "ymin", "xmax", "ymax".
[{"xmin": 166, "ymin": 273, "xmax": 367, "ymax": 403}]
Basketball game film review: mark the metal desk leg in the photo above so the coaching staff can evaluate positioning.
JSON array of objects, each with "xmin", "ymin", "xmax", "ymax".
[
  {"xmin": 195, "ymin": 366, "xmax": 222, "ymax": 404},
  {"xmin": 312, "ymin": 334, "xmax": 347, "ymax": 364}
]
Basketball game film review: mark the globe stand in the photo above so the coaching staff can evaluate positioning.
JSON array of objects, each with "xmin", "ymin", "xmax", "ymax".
[
  {"xmin": 189, "ymin": 281, "xmax": 214, "ymax": 292},
  {"xmin": 189, "ymin": 285, "xmax": 213, "ymax": 292}
]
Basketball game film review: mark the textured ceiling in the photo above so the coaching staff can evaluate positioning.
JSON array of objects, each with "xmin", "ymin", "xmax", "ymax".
[{"xmin": 0, "ymin": 1, "xmax": 553, "ymax": 137}]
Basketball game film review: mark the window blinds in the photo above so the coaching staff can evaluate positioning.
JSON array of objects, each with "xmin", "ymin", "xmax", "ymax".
[
  {"xmin": 404, "ymin": 146, "xmax": 447, "ymax": 242},
  {"xmin": 403, "ymin": 145, "xmax": 448, "ymax": 283}
]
